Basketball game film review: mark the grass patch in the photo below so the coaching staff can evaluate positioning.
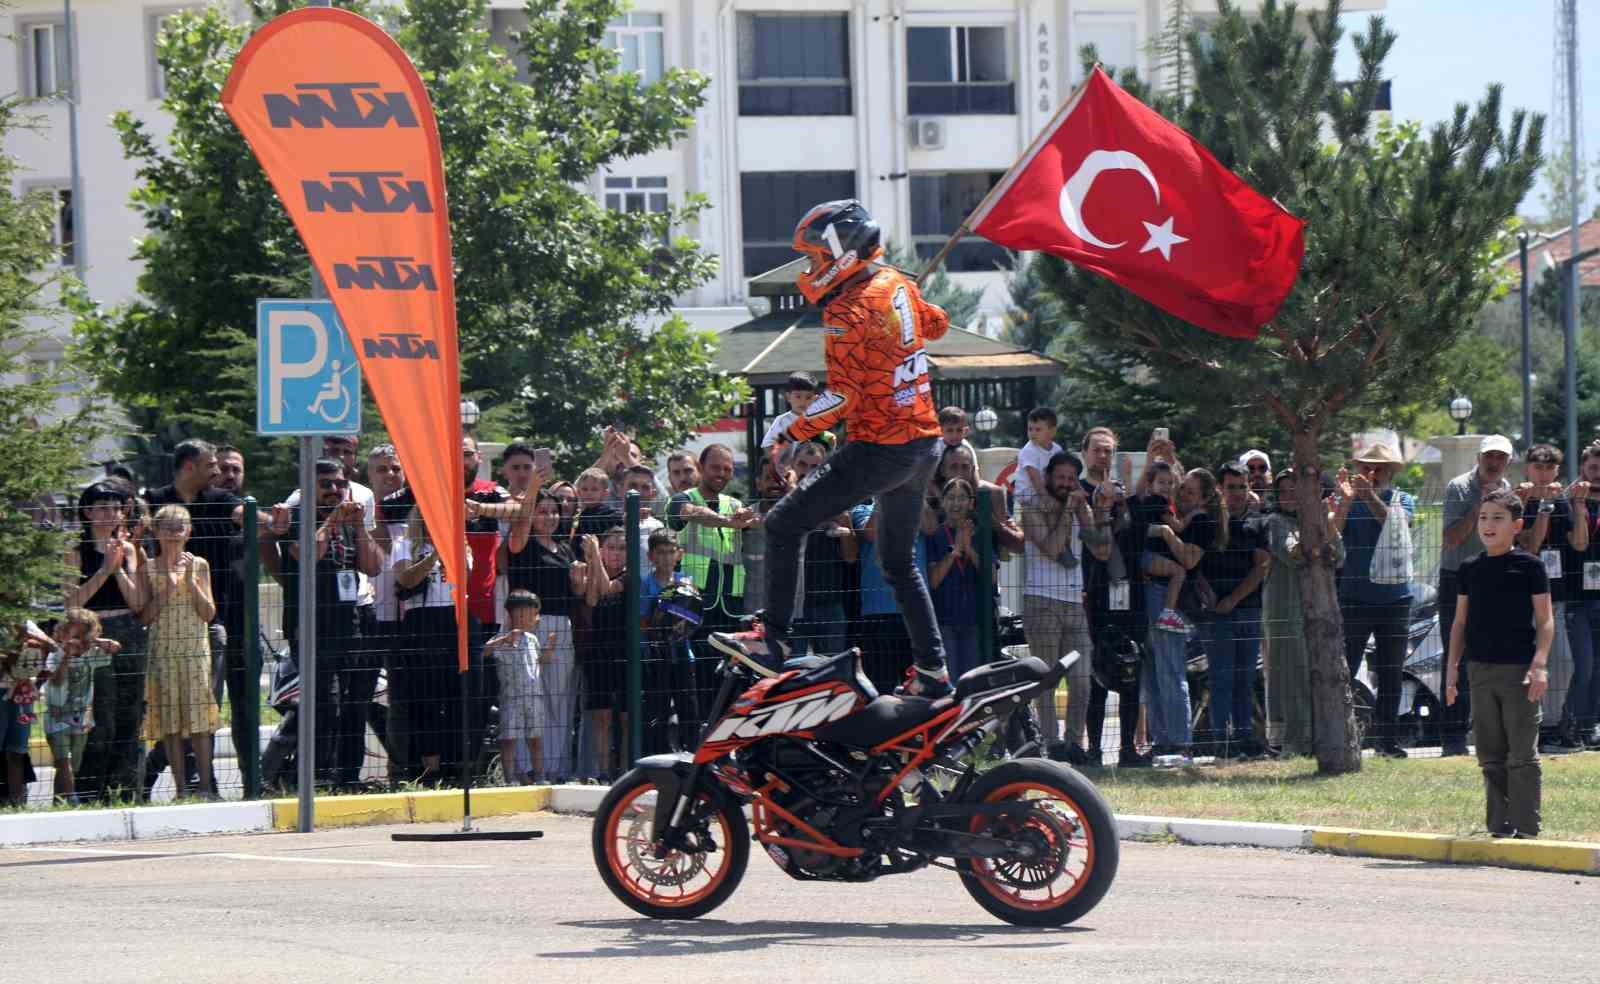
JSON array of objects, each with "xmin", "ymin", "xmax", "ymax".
[{"xmin": 1087, "ymin": 752, "xmax": 1600, "ymax": 842}]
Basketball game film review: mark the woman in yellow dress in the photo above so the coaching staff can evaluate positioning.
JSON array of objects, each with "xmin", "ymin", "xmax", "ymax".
[{"xmin": 141, "ymin": 504, "xmax": 219, "ymax": 800}]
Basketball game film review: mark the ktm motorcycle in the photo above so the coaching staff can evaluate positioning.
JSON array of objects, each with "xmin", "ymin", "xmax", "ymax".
[{"xmin": 591, "ymin": 646, "xmax": 1119, "ymax": 926}]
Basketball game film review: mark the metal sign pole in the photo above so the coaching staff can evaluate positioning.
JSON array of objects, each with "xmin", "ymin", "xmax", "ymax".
[{"xmin": 296, "ymin": 436, "xmax": 317, "ymax": 831}]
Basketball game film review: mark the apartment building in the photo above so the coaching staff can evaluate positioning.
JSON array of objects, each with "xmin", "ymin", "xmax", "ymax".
[{"xmin": 4, "ymin": 0, "xmax": 1384, "ymax": 365}]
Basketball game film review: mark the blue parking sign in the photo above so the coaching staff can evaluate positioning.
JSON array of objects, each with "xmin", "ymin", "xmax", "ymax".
[{"xmin": 257, "ymin": 299, "xmax": 362, "ymax": 436}]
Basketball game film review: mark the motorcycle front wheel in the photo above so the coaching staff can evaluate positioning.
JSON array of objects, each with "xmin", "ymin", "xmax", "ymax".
[
  {"xmin": 592, "ymin": 768, "xmax": 749, "ymax": 920},
  {"xmin": 955, "ymin": 759, "xmax": 1119, "ymax": 927}
]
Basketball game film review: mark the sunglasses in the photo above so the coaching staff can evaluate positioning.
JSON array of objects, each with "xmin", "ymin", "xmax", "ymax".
[{"xmin": 318, "ymin": 478, "xmax": 350, "ymax": 490}]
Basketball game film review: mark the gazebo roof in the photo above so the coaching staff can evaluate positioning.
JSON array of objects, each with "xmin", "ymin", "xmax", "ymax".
[{"xmin": 716, "ymin": 270, "xmax": 1062, "ymax": 388}]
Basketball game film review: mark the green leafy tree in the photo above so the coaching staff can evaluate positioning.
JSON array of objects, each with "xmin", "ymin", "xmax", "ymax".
[
  {"xmin": 75, "ymin": 0, "xmax": 745, "ymax": 494},
  {"xmin": 0, "ymin": 101, "xmax": 103, "ymax": 631},
  {"xmin": 1039, "ymin": 0, "xmax": 1541, "ymax": 772},
  {"xmin": 1538, "ymin": 143, "xmax": 1596, "ymax": 227}
]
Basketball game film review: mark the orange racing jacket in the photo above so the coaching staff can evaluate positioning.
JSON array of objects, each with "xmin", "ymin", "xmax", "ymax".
[{"xmin": 783, "ymin": 265, "xmax": 950, "ymax": 447}]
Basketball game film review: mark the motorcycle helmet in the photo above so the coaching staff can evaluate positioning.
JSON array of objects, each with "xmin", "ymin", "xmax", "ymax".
[
  {"xmin": 647, "ymin": 580, "xmax": 704, "ymax": 643},
  {"xmin": 792, "ymin": 199, "xmax": 883, "ymax": 305},
  {"xmin": 1091, "ymin": 625, "xmax": 1144, "ymax": 694}
]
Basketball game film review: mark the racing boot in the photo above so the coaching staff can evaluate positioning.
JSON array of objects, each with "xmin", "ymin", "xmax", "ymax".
[
  {"xmin": 708, "ymin": 616, "xmax": 790, "ymax": 677},
  {"xmin": 896, "ymin": 663, "xmax": 953, "ymax": 700}
]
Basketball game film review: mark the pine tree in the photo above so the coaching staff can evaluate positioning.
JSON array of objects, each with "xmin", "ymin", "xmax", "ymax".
[
  {"xmin": 1036, "ymin": 0, "xmax": 1541, "ymax": 773},
  {"xmin": 0, "ymin": 100, "xmax": 103, "ymax": 632}
]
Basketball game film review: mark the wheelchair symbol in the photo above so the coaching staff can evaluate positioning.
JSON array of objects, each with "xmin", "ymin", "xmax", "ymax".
[{"xmin": 306, "ymin": 360, "xmax": 359, "ymax": 424}]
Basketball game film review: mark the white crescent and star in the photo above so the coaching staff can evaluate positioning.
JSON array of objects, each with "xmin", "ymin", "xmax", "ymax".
[{"xmin": 1058, "ymin": 148, "xmax": 1188, "ymax": 262}]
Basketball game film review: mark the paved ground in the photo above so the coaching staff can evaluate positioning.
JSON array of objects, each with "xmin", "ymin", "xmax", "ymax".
[{"xmin": 8, "ymin": 813, "xmax": 1597, "ymax": 983}]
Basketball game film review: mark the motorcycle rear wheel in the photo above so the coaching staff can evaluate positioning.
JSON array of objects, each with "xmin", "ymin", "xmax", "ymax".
[
  {"xmin": 955, "ymin": 759, "xmax": 1119, "ymax": 927},
  {"xmin": 592, "ymin": 768, "xmax": 749, "ymax": 920}
]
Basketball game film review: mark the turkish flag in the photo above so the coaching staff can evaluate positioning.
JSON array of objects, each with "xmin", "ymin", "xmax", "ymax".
[{"xmin": 970, "ymin": 67, "xmax": 1304, "ymax": 339}]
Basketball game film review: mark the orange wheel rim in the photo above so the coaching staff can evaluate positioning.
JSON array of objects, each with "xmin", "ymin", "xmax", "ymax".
[
  {"xmin": 604, "ymin": 782, "xmax": 734, "ymax": 909},
  {"xmin": 967, "ymin": 781, "xmax": 1095, "ymax": 911}
]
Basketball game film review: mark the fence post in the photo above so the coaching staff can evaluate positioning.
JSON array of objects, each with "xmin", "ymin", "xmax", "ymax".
[
  {"xmin": 976, "ymin": 487, "xmax": 996, "ymax": 663},
  {"xmin": 625, "ymin": 491, "xmax": 642, "ymax": 763},
  {"xmin": 242, "ymin": 497, "xmax": 261, "ymax": 800}
]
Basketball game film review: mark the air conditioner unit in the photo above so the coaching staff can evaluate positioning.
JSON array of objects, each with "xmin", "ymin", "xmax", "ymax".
[{"xmin": 909, "ymin": 117, "xmax": 945, "ymax": 150}]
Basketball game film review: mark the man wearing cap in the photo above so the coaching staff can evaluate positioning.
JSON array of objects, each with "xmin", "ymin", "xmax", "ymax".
[
  {"xmin": 1332, "ymin": 443, "xmax": 1416, "ymax": 758},
  {"xmin": 1438, "ymin": 435, "xmax": 1514, "ymax": 755},
  {"xmin": 1240, "ymin": 450, "xmax": 1273, "ymax": 512}
]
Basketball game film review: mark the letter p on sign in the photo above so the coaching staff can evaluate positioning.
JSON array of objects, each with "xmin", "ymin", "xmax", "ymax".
[{"xmin": 257, "ymin": 298, "xmax": 361, "ymax": 435}]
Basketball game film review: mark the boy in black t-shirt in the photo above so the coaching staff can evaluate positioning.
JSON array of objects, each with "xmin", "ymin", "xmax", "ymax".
[{"xmin": 1446, "ymin": 489, "xmax": 1554, "ymax": 839}]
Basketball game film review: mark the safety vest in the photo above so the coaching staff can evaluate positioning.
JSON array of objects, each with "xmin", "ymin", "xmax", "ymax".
[{"xmin": 681, "ymin": 488, "xmax": 745, "ymax": 609}]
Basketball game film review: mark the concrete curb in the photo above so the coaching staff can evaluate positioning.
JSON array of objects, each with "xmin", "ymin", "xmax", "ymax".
[
  {"xmin": 5, "ymin": 785, "xmax": 1599, "ymax": 876},
  {"xmin": 266, "ymin": 787, "xmax": 552, "ymax": 831}
]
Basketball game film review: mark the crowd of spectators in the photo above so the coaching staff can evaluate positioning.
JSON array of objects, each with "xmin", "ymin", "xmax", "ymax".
[{"xmin": 8, "ymin": 399, "xmax": 1600, "ymax": 808}]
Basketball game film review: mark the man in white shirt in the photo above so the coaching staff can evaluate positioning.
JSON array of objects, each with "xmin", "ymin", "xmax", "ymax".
[{"xmin": 1021, "ymin": 452, "xmax": 1111, "ymax": 765}]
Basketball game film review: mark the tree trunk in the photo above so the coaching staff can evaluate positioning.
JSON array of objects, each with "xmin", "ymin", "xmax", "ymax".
[{"xmin": 1290, "ymin": 426, "xmax": 1362, "ymax": 774}]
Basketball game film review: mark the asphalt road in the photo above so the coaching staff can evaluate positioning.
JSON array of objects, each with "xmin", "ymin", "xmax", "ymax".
[{"xmin": 7, "ymin": 813, "xmax": 1597, "ymax": 983}]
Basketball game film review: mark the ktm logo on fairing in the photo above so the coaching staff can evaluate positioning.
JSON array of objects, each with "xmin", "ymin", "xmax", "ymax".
[
  {"xmin": 704, "ymin": 690, "xmax": 858, "ymax": 743},
  {"xmin": 302, "ymin": 171, "xmax": 433, "ymax": 213},
  {"xmin": 265, "ymin": 82, "xmax": 419, "ymax": 129},
  {"xmin": 362, "ymin": 332, "xmax": 439, "ymax": 360},
  {"xmin": 333, "ymin": 255, "xmax": 438, "ymax": 291}
]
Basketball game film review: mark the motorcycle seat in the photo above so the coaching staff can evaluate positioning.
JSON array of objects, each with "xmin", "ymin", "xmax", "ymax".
[
  {"xmin": 814, "ymin": 694, "xmax": 955, "ymax": 749},
  {"xmin": 771, "ymin": 648, "xmax": 878, "ymax": 701}
]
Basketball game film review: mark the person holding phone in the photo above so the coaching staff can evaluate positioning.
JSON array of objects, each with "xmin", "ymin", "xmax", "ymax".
[{"xmin": 282, "ymin": 460, "xmax": 383, "ymax": 790}]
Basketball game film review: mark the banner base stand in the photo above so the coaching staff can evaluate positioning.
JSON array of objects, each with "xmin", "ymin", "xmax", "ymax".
[{"xmin": 391, "ymin": 830, "xmax": 544, "ymax": 842}]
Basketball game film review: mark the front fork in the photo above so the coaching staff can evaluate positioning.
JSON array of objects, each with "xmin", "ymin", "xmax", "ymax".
[{"xmin": 653, "ymin": 663, "xmax": 745, "ymax": 854}]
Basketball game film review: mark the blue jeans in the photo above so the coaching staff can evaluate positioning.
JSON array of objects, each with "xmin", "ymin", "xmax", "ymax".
[
  {"xmin": 1564, "ymin": 600, "xmax": 1600, "ymax": 730},
  {"xmin": 1199, "ymin": 607, "xmax": 1261, "ymax": 741},
  {"xmin": 941, "ymin": 622, "xmax": 981, "ymax": 681},
  {"xmin": 765, "ymin": 437, "xmax": 945, "ymax": 672},
  {"xmin": 1141, "ymin": 581, "xmax": 1192, "ymax": 749}
]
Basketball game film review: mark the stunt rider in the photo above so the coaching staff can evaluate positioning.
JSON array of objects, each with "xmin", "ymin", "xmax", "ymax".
[{"xmin": 711, "ymin": 199, "xmax": 953, "ymax": 698}]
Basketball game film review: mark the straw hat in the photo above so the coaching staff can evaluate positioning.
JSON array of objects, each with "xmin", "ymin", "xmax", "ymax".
[{"xmin": 1351, "ymin": 443, "xmax": 1403, "ymax": 466}]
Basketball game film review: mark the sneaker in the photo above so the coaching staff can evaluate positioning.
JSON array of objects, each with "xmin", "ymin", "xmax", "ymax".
[
  {"xmin": 1064, "ymin": 744, "xmax": 1091, "ymax": 767},
  {"xmin": 1118, "ymin": 750, "xmax": 1154, "ymax": 768},
  {"xmin": 1441, "ymin": 740, "xmax": 1470, "ymax": 758},
  {"xmin": 896, "ymin": 664, "xmax": 953, "ymax": 699},
  {"xmin": 1585, "ymin": 726, "xmax": 1600, "ymax": 750},
  {"xmin": 1375, "ymin": 742, "xmax": 1408, "ymax": 760},
  {"xmin": 1155, "ymin": 608, "xmax": 1188, "ymax": 633},
  {"xmin": 708, "ymin": 622, "xmax": 789, "ymax": 676}
]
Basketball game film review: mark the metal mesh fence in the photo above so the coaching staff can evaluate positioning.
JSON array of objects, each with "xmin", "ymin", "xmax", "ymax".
[{"xmin": 6, "ymin": 454, "xmax": 1596, "ymax": 810}]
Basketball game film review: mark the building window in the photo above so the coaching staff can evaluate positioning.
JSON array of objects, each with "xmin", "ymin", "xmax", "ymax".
[
  {"xmin": 906, "ymin": 26, "xmax": 1014, "ymax": 116},
  {"xmin": 32, "ymin": 186, "xmax": 76, "ymax": 267},
  {"xmin": 736, "ymin": 13, "xmax": 851, "ymax": 117},
  {"xmin": 24, "ymin": 20, "xmax": 72, "ymax": 99},
  {"xmin": 740, "ymin": 171, "xmax": 855, "ymax": 276},
  {"xmin": 489, "ymin": 10, "xmax": 532, "ymax": 81},
  {"xmin": 604, "ymin": 176, "xmax": 670, "ymax": 244},
  {"xmin": 1070, "ymin": 11, "xmax": 1139, "ymax": 82},
  {"xmin": 147, "ymin": 11, "xmax": 195, "ymax": 100},
  {"xmin": 604, "ymin": 13, "xmax": 665, "ymax": 85},
  {"xmin": 910, "ymin": 172, "xmax": 1010, "ymax": 273}
]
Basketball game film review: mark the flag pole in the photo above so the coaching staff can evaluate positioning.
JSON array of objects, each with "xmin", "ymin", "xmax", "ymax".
[{"xmin": 916, "ymin": 67, "xmax": 1102, "ymax": 288}]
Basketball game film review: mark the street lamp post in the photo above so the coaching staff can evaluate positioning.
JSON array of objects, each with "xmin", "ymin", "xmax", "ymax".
[
  {"xmin": 1449, "ymin": 395, "xmax": 1473, "ymax": 437},
  {"xmin": 974, "ymin": 407, "xmax": 999, "ymax": 448},
  {"xmin": 460, "ymin": 398, "xmax": 480, "ymax": 434}
]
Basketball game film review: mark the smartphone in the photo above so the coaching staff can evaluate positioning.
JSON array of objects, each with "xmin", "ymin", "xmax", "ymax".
[
  {"xmin": 1152, "ymin": 427, "xmax": 1170, "ymax": 443},
  {"xmin": 533, "ymin": 447, "xmax": 554, "ymax": 473}
]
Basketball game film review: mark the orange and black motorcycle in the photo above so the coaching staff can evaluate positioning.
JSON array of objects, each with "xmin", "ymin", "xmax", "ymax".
[{"xmin": 591, "ymin": 642, "xmax": 1119, "ymax": 927}]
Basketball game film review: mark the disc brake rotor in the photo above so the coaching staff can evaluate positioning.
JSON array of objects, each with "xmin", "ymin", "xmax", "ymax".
[
  {"xmin": 623, "ymin": 811, "xmax": 709, "ymax": 887},
  {"xmin": 988, "ymin": 801, "xmax": 1075, "ymax": 889}
]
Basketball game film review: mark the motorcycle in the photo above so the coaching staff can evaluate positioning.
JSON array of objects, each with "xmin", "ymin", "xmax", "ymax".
[{"xmin": 590, "ymin": 644, "xmax": 1119, "ymax": 926}]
